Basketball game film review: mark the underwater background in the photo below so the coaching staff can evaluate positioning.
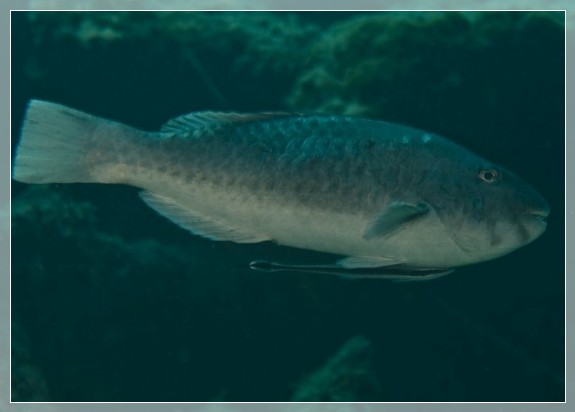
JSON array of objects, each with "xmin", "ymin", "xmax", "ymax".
[{"xmin": 10, "ymin": 11, "xmax": 565, "ymax": 402}]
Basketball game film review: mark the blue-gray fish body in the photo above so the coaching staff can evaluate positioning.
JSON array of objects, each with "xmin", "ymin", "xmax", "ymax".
[{"xmin": 13, "ymin": 100, "xmax": 549, "ymax": 276}]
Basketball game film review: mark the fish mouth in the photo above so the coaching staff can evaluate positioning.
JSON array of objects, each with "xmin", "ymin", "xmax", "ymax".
[{"xmin": 527, "ymin": 209, "xmax": 550, "ymax": 224}]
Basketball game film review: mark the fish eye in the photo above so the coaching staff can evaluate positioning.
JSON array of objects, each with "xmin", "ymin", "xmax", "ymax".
[{"xmin": 479, "ymin": 168, "xmax": 499, "ymax": 183}]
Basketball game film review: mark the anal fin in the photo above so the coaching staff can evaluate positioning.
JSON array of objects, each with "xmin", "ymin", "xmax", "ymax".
[{"xmin": 140, "ymin": 191, "xmax": 269, "ymax": 243}]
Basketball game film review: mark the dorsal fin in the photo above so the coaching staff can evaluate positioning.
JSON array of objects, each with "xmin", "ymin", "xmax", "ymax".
[{"xmin": 161, "ymin": 111, "xmax": 296, "ymax": 133}]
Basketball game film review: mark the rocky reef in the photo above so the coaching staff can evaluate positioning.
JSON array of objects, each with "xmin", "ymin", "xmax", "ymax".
[
  {"xmin": 291, "ymin": 336, "xmax": 381, "ymax": 402},
  {"xmin": 11, "ymin": 11, "xmax": 565, "ymax": 402}
]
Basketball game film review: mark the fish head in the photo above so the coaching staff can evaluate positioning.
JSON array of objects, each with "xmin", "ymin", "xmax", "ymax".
[{"xmin": 429, "ymin": 149, "xmax": 549, "ymax": 265}]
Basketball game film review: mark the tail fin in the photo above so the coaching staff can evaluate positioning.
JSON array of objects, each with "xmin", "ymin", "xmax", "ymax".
[{"xmin": 13, "ymin": 100, "xmax": 127, "ymax": 184}]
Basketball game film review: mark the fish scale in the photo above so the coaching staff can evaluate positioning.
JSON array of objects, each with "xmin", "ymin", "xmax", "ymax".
[{"xmin": 12, "ymin": 100, "xmax": 549, "ymax": 279}]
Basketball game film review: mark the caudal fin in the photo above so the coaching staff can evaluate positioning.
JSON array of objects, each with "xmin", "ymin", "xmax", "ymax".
[{"xmin": 13, "ymin": 100, "xmax": 136, "ymax": 184}]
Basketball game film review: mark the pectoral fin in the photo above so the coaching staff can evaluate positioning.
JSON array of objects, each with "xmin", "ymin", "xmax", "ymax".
[{"xmin": 363, "ymin": 202, "xmax": 429, "ymax": 240}]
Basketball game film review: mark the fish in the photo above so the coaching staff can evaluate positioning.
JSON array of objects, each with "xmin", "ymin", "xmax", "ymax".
[{"xmin": 12, "ymin": 100, "xmax": 549, "ymax": 280}]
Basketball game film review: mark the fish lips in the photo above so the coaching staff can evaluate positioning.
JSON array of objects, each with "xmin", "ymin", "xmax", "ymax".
[
  {"xmin": 523, "ymin": 207, "xmax": 550, "ymax": 243},
  {"xmin": 521, "ymin": 185, "xmax": 550, "ymax": 229},
  {"xmin": 527, "ymin": 193, "xmax": 550, "ymax": 224},
  {"xmin": 529, "ymin": 209, "xmax": 550, "ymax": 224}
]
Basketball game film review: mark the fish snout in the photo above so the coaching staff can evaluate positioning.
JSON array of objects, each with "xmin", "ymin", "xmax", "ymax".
[{"xmin": 521, "ymin": 185, "xmax": 550, "ymax": 226}]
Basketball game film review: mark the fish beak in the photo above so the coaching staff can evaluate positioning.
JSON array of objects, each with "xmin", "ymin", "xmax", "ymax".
[{"xmin": 528, "ymin": 209, "xmax": 549, "ymax": 224}]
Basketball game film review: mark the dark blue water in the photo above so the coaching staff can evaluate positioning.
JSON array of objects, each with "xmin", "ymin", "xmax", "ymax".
[{"xmin": 11, "ymin": 11, "xmax": 565, "ymax": 402}]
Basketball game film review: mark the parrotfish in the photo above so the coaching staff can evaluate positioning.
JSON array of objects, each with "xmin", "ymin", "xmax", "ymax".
[{"xmin": 12, "ymin": 100, "xmax": 549, "ymax": 280}]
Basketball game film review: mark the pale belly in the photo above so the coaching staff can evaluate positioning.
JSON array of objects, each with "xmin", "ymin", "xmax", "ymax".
[{"xmin": 136, "ymin": 174, "xmax": 472, "ymax": 269}]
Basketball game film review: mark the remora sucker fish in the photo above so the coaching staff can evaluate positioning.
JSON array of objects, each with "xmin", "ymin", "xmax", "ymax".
[{"xmin": 13, "ymin": 100, "xmax": 549, "ymax": 280}]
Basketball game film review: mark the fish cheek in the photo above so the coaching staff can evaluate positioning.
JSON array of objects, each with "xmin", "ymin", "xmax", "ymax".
[
  {"xmin": 471, "ymin": 196, "xmax": 502, "ymax": 247},
  {"xmin": 433, "ymin": 202, "xmax": 492, "ymax": 254},
  {"xmin": 472, "ymin": 196, "xmax": 484, "ymax": 219}
]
